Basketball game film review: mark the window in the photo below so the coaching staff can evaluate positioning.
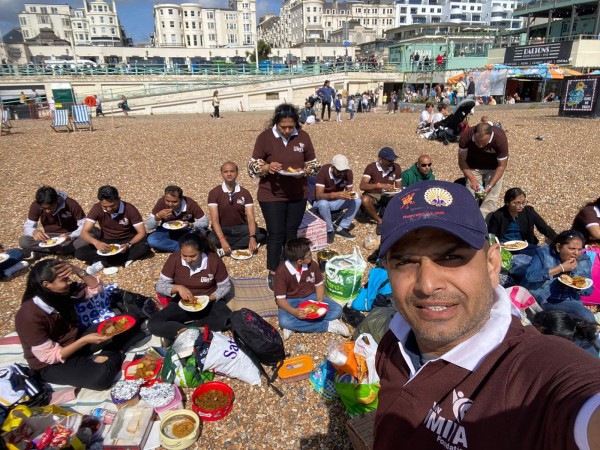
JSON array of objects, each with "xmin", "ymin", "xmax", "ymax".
[
  {"xmin": 111, "ymin": 28, "xmax": 115, "ymax": 34},
  {"xmin": 207, "ymin": 11, "xmax": 214, "ymax": 19},
  {"xmin": 266, "ymin": 92, "xmax": 279, "ymax": 100},
  {"xmin": 227, "ymin": 23, "xmax": 237, "ymax": 29},
  {"xmin": 244, "ymin": 34, "xmax": 252, "ymax": 44},
  {"xmin": 187, "ymin": 35, "xmax": 191, "ymax": 45},
  {"xmin": 63, "ymin": 18, "xmax": 70, "ymax": 26},
  {"xmin": 79, "ymin": 33, "xmax": 84, "ymax": 39},
  {"xmin": 306, "ymin": 7, "xmax": 310, "ymax": 12},
  {"xmin": 192, "ymin": 22, "xmax": 196, "ymax": 29},
  {"xmin": 242, "ymin": 3, "xmax": 249, "ymax": 8},
  {"xmin": 243, "ymin": 23, "xmax": 251, "ymax": 31},
  {"xmin": 170, "ymin": 21, "xmax": 175, "ymax": 27},
  {"xmin": 40, "ymin": 6, "xmax": 47, "ymax": 13},
  {"xmin": 209, "ymin": 33, "xmax": 216, "ymax": 40},
  {"xmin": 327, "ymin": 21, "xmax": 331, "ymax": 26},
  {"xmin": 29, "ymin": 6, "xmax": 36, "ymax": 12},
  {"xmin": 314, "ymin": 16, "xmax": 319, "ymax": 22},
  {"xmin": 326, "ymin": 9, "xmax": 330, "ymax": 13},
  {"xmin": 19, "ymin": 17, "xmax": 27, "ymax": 25},
  {"xmin": 243, "ymin": 12, "xmax": 250, "ymax": 19},
  {"xmin": 193, "ymin": 35, "xmax": 197, "ymax": 45},
  {"xmin": 227, "ymin": 34, "xmax": 237, "ymax": 44},
  {"xmin": 357, "ymin": 8, "xmax": 361, "ymax": 13},
  {"xmin": 226, "ymin": 13, "xmax": 236, "ymax": 20},
  {"xmin": 168, "ymin": 9, "xmax": 173, "ymax": 14},
  {"xmin": 51, "ymin": 7, "xmax": 57, "ymax": 13},
  {"xmin": 185, "ymin": 21, "xmax": 189, "ymax": 28},
  {"xmin": 191, "ymin": 11, "xmax": 195, "ymax": 16},
  {"xmin": 184, "ymin": 11, "xmax": 188, "ymax": 17},
  {"xmin": 208, "ymin": 22, "xmax": 215, "ymax": 29},
  {"xmin": 313, "ymin": 7, "xmax": 317, "ymax": 12},
  {"xmin": 373, "ymin": 18, "xmax": 377, "ymax": 24},
  {"xmin": 100, "ymin": 16, "xmax": 105, "ymax": 23},
  {"xmin": 101, "ymin": 27, "xmax": 106, "ymax": 34},
  {"xmin": 91, "ymin": 17, "xmax": 95, "ymax": 23},
  {"xmin": 160, "ymin": 9, "xmax": 163, "ymax": 15},
  {"xmin": 38, "ymin": 16, "xmax": 50, "ymax": 24},
  {"xmin": 23, "ymin": 30, "xmax": 29, "ymax": 38},
  {"xmin": 161, "ymin": 21, "xmax": 164, "ymax": 27}
]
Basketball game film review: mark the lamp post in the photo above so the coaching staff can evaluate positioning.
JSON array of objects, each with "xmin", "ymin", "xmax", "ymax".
[{"xmin": 254, "ymin": 33, "xmax": 259, "ymax": 69}]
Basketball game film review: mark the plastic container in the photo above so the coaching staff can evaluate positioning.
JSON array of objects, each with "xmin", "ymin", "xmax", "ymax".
[
  {"xmin": 159, "ymin": 410, "xmax": 200, "ymax": 450},
  {"xmin": 124, "ymin": 358, "xmax": 163, "ymax": 383},
  {"xmin": 191, "ymin": 381, "xmax": 234, "ymax": 421},
  {"xmin": 155, "ymin": 385, "xmax": 183, "ymax": 419},
  {"xmin": 278, "ymin": 355, "xmax": 314, "ymax": 382},
  {"xmin": 90, "ymin": 408, "xmax": 116, "ymax": 425}
]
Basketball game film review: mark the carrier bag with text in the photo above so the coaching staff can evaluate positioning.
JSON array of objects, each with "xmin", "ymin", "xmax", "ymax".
[{"xmin": 325, "ymin": 246, "xmax": 367, "ymax": 303}]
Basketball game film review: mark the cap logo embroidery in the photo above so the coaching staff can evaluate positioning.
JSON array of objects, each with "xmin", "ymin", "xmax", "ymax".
[
  {"xmin": 400, "ymin": 192, "xmax": 415, "ymax": 209},
  {"xmin": 424, "ymin": 187, "xmax": 453, "ymax": 207}
]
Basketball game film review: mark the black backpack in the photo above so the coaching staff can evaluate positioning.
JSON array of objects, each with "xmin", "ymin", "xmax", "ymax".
[{"xmin": 229, "ymin": 308, "xmax": 286, "ymax": 397}]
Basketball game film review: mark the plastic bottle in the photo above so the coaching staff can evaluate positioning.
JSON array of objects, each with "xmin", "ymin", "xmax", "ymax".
[
  {"xmin": 90, "ymin": 408, "xmax": 116, "ymax": 425},
  {"xmin": 327, "ymin": 340, "xmax": 347, "ymax": 366}
]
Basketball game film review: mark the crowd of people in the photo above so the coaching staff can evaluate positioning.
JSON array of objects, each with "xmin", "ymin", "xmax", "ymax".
[{"xmin": 4, "ymin": 99, "xmax": 600, "ymax": 444}]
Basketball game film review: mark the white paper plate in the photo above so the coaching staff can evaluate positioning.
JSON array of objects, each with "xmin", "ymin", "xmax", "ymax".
[
  {"xmin": 277, "ymin": 170, "xmax": 305, "ymax": 177},
  {"xmin": 179, "ymin": 295, "xmax": 210, "ymax": 312},
  {"xmin": 0, "ymin": 253, "xmax": 9, "ymax": 264},
  {"xmin": 38, "ymin": 236, "xmax": 66, "ymax": 248},
  {"xmin": 163, "ymin": 221, "xmax": 186, "ymax": 230},
  {"xmin": 382, "ymin": 189, "xmax": 401, "ymax": 196},
  {"xmin": 231, "ymin": 249, "xmax": 253, "ymax": 260},
  {"xmin": 97, "ymin": 244, "xmax": 125, "ymax": 256},
  {"xmin": 103, "ymin": 267, "xmax": 119, "ymax": 275},
  {"xmin": 502, "ymin": 240, "xmax": 528, "ymax": 252},
  {"xmin": 558, "ymin": 276, "xmax": 593, "ymax": 290}
]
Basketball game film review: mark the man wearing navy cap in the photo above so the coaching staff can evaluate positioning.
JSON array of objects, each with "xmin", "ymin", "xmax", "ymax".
[
  {"xmin": 359, "ymin": 147, "xmax": 402, "ymax": 235},
  {"xmin": 374, "ymin": 180, "xmax": 600, "ymax": 450}
]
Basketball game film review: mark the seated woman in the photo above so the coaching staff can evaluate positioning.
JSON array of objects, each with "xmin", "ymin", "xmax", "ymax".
[
  {"xmin": 15, "ymin": 260, "xmax": 143, "ymax": 390},
  {"xmin": 572, "ymin": 196, "xmax": 600, "ymax": 244},
  {"xmin": 532, "ymin": 310, "xmax": 599, "ymax": 357},
  {"xmin": 522, "ymin": 230, "xmax": 595, "ymax": 323},
  {"xmin": 0, "ymin": 242, "xmax": 28, "ymax": 279},
  {"xmin": 487, "ymin": 187, "xmax": 557, "ymax": 255},
  {"xmin": 148, "ymin": 233, "xmax": 232, "ymax": 343}
]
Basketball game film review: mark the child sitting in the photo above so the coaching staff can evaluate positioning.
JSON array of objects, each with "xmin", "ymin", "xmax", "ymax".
[{"xmin": 274, "ymin": 237, "xmax": 350, "ymax": 340}]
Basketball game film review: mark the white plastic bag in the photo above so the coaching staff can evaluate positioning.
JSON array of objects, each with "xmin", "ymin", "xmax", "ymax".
[
  {"xmin": 203, "ymin": 332, "xmax": 261, "ymax": 386},
  {"xmin": 325, "ymin": 246, "xmax": 367, "ymax": 303},
  {"xmin": 354, "ymin": 333, "xmax": 380, "ymax": 384}
]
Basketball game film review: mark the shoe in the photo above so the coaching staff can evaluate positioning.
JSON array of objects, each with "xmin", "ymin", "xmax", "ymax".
[
  {"xmin": 216, "ymin": 248, "xmax": 226, "ymax": 257},
  {"xmin": 327, "ymin": 231, "xmax": 335, "ymax": 244},
  {"xmin": 375, "ymin": 224, "xmax": 382, "ymax": 235},
  {"xmin": 282, "ymin": 329, "xmax": 294, "ymax": 341},
  {"xmin": 267, "ymin": 272, "xmax": 275, "ymax": 292},
  {"xmin": 86, "ymin": 261, "xmax": 104, "ymax": 275},
  {"xmin": 327, "ymin": 319, "xmax": 350, "ymax": 337},
  {"xmin": 335, "ymin": 228, "xmax": 356, "ymax": 241},
  {"xmin": 209, "ymin": 113, "xmax": 213, "ymax": 118},
  {"xmin": 124, "ymin": 260, "xmax": 134, "ymax": 268},
  {"xmin": 3, "ymin": 261, "xmax": 29, "ymax": 278},
  {"xmin": 28, "ymin": 251, "xmax": 42, "ymax": 260}
]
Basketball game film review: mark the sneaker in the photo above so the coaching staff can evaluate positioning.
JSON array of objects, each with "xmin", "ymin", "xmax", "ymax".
[
  {"xmin": 124, "ymin": 260, "xmax": 134, "ymax": 268},
  {"xmin": 28, "ymin": 251, "xmax": 42, "ymax": 260},
  {"xmin": 86, "ymin": 261, "xmax": 104, "ymax": 275},
  {"xmin": 327, "ymin": 319, "xmax": 350, "ymax": 337},
  {"xmin": 335, "ymin": 228, "xmax": 356, "ymax": 241},
  {"xmin": 282, "ymin": 329, "xmax": 294, "ymax": 341},
  {"xmin": 3, "ymin": 261, "xmax": 29, "ymax": 278},
  {"xmin": 375, "ymin": 224, "xmax": 382, "ymax": 235},
  {"xmin": 216, "ymin": 248, "xmax": 226, "ymax": 258},
  {"xmin": 267, "ymin": 272, "xmax": 275, "ymax": 292},
  {"xmin": 327, "ymin": 231, "xmax": 335, "ymax": 244}
]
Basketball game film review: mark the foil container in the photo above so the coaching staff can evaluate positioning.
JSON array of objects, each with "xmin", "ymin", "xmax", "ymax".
[
  {"xmin": 110, "ymin": 379, "xmax": 143, "ymax": 404},
  {"xmin": 140, "ymin": 382, "xmax": 176, "ymax": 408}
]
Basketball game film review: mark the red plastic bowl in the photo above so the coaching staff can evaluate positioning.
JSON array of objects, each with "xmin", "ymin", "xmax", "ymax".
[
  {"xmin": 97, "ymin": 315, "xmax": 136, "ymax": 336},
  {"xmin": 299, "ymin": 301, "xmax": 329, "ymax": 319},
  {"xmin": 191, "ymin": 381, "xmax": 234, "ymax": 421},
  {"xmin": 124, "ymin": 358, "xmax": 163, "ymax": 383}
]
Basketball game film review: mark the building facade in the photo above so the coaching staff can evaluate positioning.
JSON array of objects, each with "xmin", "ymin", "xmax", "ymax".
[
  {"xmin": 152, "ymin": 0, "xmax": 257, "ymax": 49},
  {"xmin": 18, "ymin": 0, "xmax": 126, "ymax": 46}
]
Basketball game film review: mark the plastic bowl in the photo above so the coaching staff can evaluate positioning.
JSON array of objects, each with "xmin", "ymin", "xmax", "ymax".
[
  {"xmin": 97, "ymin": 315, "xmax": 136, "ymax": 336},
  {"xmin": 124, "ymin": 358, "xmax": 163, "ymax": 383},
  {"xmin": 159, "ymin": 410, "xmax": 200, "ymax": 449},
  {"xmin": 191, "ymin": 381, "xmax": 234, "ymax": 421}
]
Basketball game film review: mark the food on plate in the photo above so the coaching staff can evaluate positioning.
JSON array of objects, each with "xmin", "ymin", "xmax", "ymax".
[
  {"xmin": 194, "ymin": 390, "xmax": 231, "ymax": 410},
  {"xmin": 168, "ymin": 221, "xmax": 184, "ymax": 228},
  {"xmin": 171, "ymin": 418, "xmax": 195, "ymax": 438},
  {"xmin": 560, "ymin": 274, "xmax": 587, "ymax": 288},
  {"xmin": 102, "ymin": 244, "xmax": 121, "ymax": 255},
  {"xmin": 504, "ymin": 241, "xmax": 526, "ymax": 250},
  {"xmin": 101, "ymin": 317, "xmax": 131, "ymax": 336},
  {"xmin": 286, "ymin": 167, "xmax": 302, "ymax": 173},
  {"xmin": 131, "ymin": 357, "xmax": 159, "ymax": 379},
  {"xmin": 233, "ymin": 249, "xmax": 251, "ymax": 257},
  {"xmin": 181, "ymin": 296, "xmax": 209, "ymax": 310},
  {"xmin": 302, "ymin": 304, "xmax": 320, "ymax": 315},
  {"xmin": 348, "ymin": 192, "xmax": 358, "ymax": 198},
  {"xmin": 44, "ymin": 238, "xmax": 59, "ymax": 246}
]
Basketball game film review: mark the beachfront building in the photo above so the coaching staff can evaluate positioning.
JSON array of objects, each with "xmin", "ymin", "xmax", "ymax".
[
  {"xmin": 152, "ymin": 0, "xmax": 257, "ymax": 48},
  {"xmin": 17, "ymin": 0, "xmax": 127, "ymax": 46}
]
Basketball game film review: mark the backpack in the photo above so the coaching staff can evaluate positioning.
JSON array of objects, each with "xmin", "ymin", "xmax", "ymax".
[
  {"xmin": 351, "ymin": 268, "xmax": 392, "ymax": 312},
  {"xmin": 228, "ymin": 308, "xmax": 286, "ymax": 396},
  {"xmin": 0, "ymin": 364, "xmax": 50, "ymax": 410}
]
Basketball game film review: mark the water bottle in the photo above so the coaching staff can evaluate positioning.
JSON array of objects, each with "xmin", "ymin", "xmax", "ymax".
[{"xmin": 91, "ymin": 408, "xmax": 116, "ymax": 425}]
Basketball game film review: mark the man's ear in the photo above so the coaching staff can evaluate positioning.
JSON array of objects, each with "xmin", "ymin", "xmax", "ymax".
[{"xmin": 487, "ymin": 243, "xmax": 502, "ymax": 288}]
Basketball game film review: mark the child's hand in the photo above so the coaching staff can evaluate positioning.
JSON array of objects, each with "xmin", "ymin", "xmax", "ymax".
[{"xmin": 296, "ymin": 307, "xmax": 309, "ymax": 319}]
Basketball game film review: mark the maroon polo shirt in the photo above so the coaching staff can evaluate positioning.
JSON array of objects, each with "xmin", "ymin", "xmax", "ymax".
[
  {"xmin": 27, "ymin": 196, "xmax": 85, "ymax": 234},
  {"xmin": 161, "ymin": 251, "xmax": 228, "ymax": 296},
  {"xmin": 151, "ymin": 196, "xmax": 205, "ymax": 222},
  {"xmin": 252, "ymin": 127, "xmax": 316, "ymax": 202},
  {"xmin": 315, "ymin": 164, "xmax": 354, "ymax": 193},
  {"xmin": 207, "ymin": 184, "xmax": 253, "ymax": 228},
  {"xmin": 572, "ymin": 204, "xmax": 600, "ymax": 243},
  {"xmin": 459, "ymin": 126, "xmax": 509, "ymax": 170},
  {"xmin": 274, "ymin": 260, "xmax": 323, "ymax": 299},
  {"xmin": 86, "ymin": 201, "xmax": 143, "ymax": 241},
  {"xmin": 362, "ymin": 161, "xmax": 402, "ymax": 194}
]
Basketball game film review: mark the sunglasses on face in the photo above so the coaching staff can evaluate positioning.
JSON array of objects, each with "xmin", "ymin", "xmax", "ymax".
[{"xmin": 420, "ymin": 163, "xmax": 432, "ymax": 167}]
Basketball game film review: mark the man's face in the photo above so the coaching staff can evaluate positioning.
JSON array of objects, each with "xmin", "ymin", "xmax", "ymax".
[
  {"xmin": 164, "ymin": 193, "xmax": 182, "ymax": 210},
  {"xmin": 39, "ymin": 202, "xmax": 58, "ymax": 214},
  {"xmin": 417, "ymin": 157, "xmax": 432, "ymax": 176},
  {"xmin": 305, "ymin": 102, "xmax": 311, "ymax": 110},
  {"xmin": 385, "ymin": 229, "xmax": 500, "ymax": 356},
  {"xmin": 379, "ymin": 158, "xmax": 394, "ymax": 170},
  {"xmin": 101, "ymin": 199, "xmax": 120, "ymax": 214},
  {"xmin": 469, "ymin": 77, "xmax": 474, "ymax": 83},
  {"xmin": 332, "ymin": 167, "xmax": 348, "ymax": 179},
  {"xmin": 221, "ymin": 164, "xmax": 238, "ymax": 183}
]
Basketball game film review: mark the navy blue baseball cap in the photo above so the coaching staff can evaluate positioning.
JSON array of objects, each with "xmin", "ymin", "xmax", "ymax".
[
  {"xmin": 378, "ymin": 180, "xmax": 487, "ymax": 259},
  {"xmin": 378, "ymin": 147, "xmax": 398, "ymax": 161}
]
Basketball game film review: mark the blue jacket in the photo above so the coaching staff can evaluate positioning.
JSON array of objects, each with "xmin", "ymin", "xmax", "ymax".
[
  {"xmin": 522, "ymin": 245, "xmax": 593, "ymax": 304},
  {"xmin": 317, "ymin": 86, "xmax": 335, "ymax": 103}
]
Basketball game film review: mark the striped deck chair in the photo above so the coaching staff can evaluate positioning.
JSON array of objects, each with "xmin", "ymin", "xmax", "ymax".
[
  {"xmin": 72, "ymin": 104, "xmax": 93, "ymax": 131},
  {"xmin": 51, "ymin": 109, "xmax": 72, "ymax": 132},
  {"xmin": 0, "ymin": 108, "xmax": 12, "ymax": 136}
]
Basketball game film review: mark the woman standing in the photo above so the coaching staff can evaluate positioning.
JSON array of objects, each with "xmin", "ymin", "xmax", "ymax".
[
  {"xmin": 211, "ymin": 90, "xmax": 221, "ymax": 119},
  {"xmin": 15, "ymin": 259, "xmax": 136, "ymax": 390},
  {"xmin": 248, "ymin": 104, "xmax": 320, "ymax": 290},
  {"xmin": 316, "ymin": 80, "xmax": 335, "ymax": 121},
  {"xmin": 148, "ymin": 233, "xmax": 231, "ymax": 342},
  {"xmin": 522, "ymin": 230, "xmax": 595, "ymax": 323}
]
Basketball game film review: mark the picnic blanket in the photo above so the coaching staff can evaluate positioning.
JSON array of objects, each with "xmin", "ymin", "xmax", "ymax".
[{"xmin": 228, "ymin": 277, "xmax": 277, "ymax": 317}]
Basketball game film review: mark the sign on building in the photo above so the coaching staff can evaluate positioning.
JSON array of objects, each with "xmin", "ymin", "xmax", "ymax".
[{"xmin": 503, "ymin": 41, "xmax": 573, "ymax": 66}]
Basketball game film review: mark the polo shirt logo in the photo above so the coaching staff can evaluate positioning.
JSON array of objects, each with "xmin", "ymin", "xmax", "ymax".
[
  {"xmin": 200, "ymin": 274, "xmax": 214, "ymax": 283},
  {"xmin": 423, "ymin": 390, "xmax": 471, "ymax": 449},
  {"xmin": 61, "ymin": 212, "xmax": 72, "ymax": 218},
  {"xmin": 118, "ymin": 217, "xmax": 130, "ymax": 226},
  {"xmin": 293, "ymin": 146, "xmax": 304, "ymax": 152},
  {"xmin": 236, "ymin": 197, "xmax": 245, "ymax": 205},
  {"xmin": 306, "ymin": 272, "xmax": 316, "ymax": 283}
]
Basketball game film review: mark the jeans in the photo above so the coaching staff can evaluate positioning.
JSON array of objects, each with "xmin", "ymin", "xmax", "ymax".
[
  {"xmin": 278, "ymin": 294, "xmax": 343, "ymax": 333},
  {"xmin": 314, "ymin": 198, "xmax": 361, "ymax": 232},
  {"xmin": 543, "ymin": 301, "xmax": 596, "ymax": 323},
  {"xmin": 259, "ymin": 199, "xmax": 307, "ymax": 272},
  {"xmin": 465, "ymin": 168, "xmax": 504, "ymax": 220},
  {"xmin": 207, "ymin": 224, "xmax": 266, "ymax": 250},
  {"xmin": 0, "ymin": 248, "xmax": 24, "ymax": 273},
  {"xmin": 321, "ymin": 101, "xmax": 331, "ymax": 120},
  {"xmin": 74, "ymin": 237, "xmax": 151, "ymax": 267},
  {"xmin": 147, "ymin": 228, "xmax": 192, "ymax": 253}
]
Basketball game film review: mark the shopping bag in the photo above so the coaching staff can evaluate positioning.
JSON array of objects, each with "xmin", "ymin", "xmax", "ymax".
[{"xmin": 325, "ymin": 246, "xmax": 367, "ymax": 303}]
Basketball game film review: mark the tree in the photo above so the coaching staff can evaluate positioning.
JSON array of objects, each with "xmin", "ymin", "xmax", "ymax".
[{"xmin": 246, "ymin": 40, "xmax": 271, "ymax": 63}]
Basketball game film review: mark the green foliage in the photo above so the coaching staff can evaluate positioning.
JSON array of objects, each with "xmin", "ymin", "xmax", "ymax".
[{"xmin": 246, "ymin": 40, "xmax": 272, "ymax": 62}]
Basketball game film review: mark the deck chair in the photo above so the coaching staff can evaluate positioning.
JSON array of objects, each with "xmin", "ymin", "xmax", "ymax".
[
  {"xmin": 71, "ymin": 105, "xmax": 93, "ymax": 131},
  {"xmin": 432, "ymin": 99, "xmax": 475, "ymax": 144},
  {"xmin": 51, "ymin": 109, "xmax": 72, "ymax": 132},
  {"xmin": 0, "ymin": 108, "xmax": 12, "ymax": 136}
]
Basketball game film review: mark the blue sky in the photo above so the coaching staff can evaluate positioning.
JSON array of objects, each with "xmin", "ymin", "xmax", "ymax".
[{"xmin": 0, "ymin": 0, "xmax": 281, "ymax": 43}]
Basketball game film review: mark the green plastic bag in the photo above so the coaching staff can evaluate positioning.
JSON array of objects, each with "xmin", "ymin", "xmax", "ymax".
[
  {"xmin": 325, "ymin": 246, "xmax": 367, "ymax": 303},
  {"xmin": 489, "ymin": 234, "xmax": 513, "ymax": 271},
  {"xmin": 160, "ymin": 328, "xmax": 214, "ymax": 388},
  {"xmin": 334, "ymin": 372, "xmax": 380, "ymax": 416}
]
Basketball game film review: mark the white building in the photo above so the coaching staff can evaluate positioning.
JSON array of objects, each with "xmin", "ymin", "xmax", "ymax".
[
  {"xmin": 260, "ymin": 0, "xmax": 396, "ymax": 47},
  {"xmin": 395, "ymin": 0, "xmax": 521, "ymax": 30},
  {"xmin": 152, "ymin": 0, "xmax": 257, "ymax": 49},
  {"xmin": 18, "ymin": 0, "xmax": 126, "ymax": 46}
]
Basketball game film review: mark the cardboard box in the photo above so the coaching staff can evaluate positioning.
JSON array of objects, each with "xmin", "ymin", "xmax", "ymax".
[
  {"xmin": 297, "ymin": 210, "xmax": 327, "ymax": 251},
  {"xmin": 103, "ymin": 405, "xmax": 155, "ymax": 450}
]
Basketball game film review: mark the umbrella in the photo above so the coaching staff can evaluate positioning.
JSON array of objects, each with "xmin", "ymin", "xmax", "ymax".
[
  {"xmin": 527, "ymin": 64, "xmax": 582, "ymax": 79},
  {"xmin": 446, "ymin": 72, "xmax": 466, "ymax": 84}
]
